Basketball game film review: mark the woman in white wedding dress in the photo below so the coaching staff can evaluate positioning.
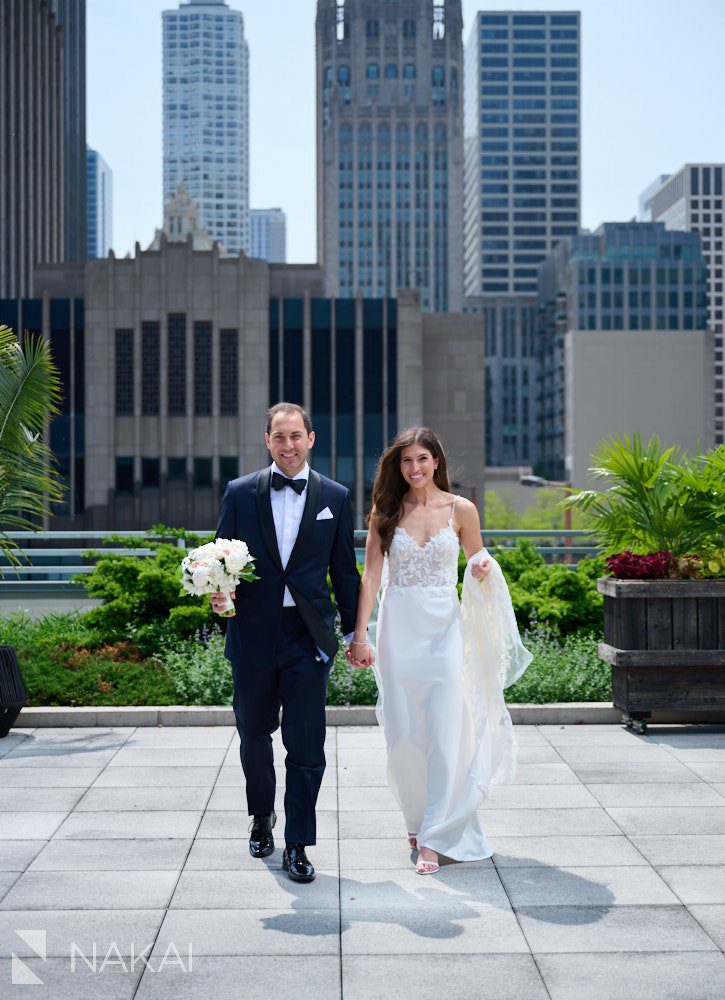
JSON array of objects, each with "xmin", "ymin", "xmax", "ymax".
[{"xmin": 346, "ymin": 427, "xmax": 533, "ymax": 874}]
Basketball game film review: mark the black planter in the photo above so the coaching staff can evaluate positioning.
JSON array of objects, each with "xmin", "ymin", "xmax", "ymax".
[
  {"xmin": 0, "ymin": 645, "xmax": 28, "ymax": 738},
  {"xmin": 597, "ymin": 578, "xmax": 725, "ymax": 733}
]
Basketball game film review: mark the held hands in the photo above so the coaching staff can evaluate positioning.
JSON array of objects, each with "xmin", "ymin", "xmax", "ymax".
[
  {"xmin": 345, "ymin": 639, "xmax": 374, "ymax": 669},
  {"xmin": 471, "ymin": 556, "xmax": 492, "ymax": 582}
]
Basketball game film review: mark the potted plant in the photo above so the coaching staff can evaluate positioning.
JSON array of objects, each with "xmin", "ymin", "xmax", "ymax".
[
  {"xmin": 0, "ymin": 325, "xmax": 65, "ymax": 735},
  {"xmin": 564, "ymin": 432, "xmax": 725, "ymax": 733}
]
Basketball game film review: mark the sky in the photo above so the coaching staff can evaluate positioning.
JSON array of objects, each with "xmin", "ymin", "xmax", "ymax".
[{"xmin": 87, "ymin": 0, "xmax": 725, "ymax": 263}]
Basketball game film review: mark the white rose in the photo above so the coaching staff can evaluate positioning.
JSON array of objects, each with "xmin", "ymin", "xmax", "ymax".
[{"xmin": 192, "ymin": 567, "xmax": 210, "ymax": 588}]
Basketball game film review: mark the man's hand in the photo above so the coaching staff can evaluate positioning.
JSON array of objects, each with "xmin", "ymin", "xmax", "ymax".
[
  {"xmin": 345, "ymin": 640, "xmax": 374, "ymax": 669},
  {"xmin": 210, "ymin": 590, "xmax": 236, "ymax": 614},
  {"xmin": 471, "ymin": 557, "xmax": 492, "ymax": 581}
]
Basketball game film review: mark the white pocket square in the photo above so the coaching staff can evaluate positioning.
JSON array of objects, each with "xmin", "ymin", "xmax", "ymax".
[{"xmin": 316, "ymin": 506, "xmax": 334, "ymax": 521}]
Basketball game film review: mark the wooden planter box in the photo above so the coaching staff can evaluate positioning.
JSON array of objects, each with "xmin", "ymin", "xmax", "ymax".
[{"xmin": 597, "ymin": 578, "xmax": 725, "ymax": 733}]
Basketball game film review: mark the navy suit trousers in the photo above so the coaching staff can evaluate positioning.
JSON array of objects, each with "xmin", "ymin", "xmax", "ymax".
[{"xmin": 231, "ymin": 607, "xmax": 330, "ymax": 846}]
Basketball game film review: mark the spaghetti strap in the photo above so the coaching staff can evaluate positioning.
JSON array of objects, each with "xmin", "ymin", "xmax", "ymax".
[{"xmin": 449, "ymin": 495, "xmax": 458, "ymax": 528}]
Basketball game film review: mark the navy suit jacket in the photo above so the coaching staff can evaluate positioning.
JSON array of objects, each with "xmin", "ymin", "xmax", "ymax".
[{"xmin": 214, "ymin": 466, "xmax": 360, "ymax": 668}]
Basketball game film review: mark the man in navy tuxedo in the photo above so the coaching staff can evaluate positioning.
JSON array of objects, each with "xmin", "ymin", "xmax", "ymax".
[{"xmin": 212, "ymin": 402, "xmax": 360, "ymax": 882}]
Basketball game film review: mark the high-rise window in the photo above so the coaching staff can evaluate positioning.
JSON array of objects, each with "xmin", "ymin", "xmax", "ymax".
[
  {"xmin": 168, "ymin": 313, "xmax": 186, "ymax": 415},
  {"xmin": 115, "ymin": 329, "xmax": 134, "ymax": 415},
  {"xmin": 194, "ymin": 321, "xmax": 212, "ymax": 415},
  {"xmin": 141, "ymin": 321, "xmax": 160, "ymax": 415}
]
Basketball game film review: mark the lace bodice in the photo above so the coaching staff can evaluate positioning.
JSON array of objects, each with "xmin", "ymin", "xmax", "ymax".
[{"xmin": 387, "ymin": 520, "xmax": 460, "ymax": 590}]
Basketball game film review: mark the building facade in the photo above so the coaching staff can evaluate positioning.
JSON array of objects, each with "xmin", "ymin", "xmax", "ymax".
[
  {"xmin": 463, "ymin": 9, "xmax": 580, "ymax": 298},
  {"xmin": 0, "ymin": 0, "xmax": 66, "ymax": 297},
  {"xmin": 250, "ymin": 208, "xmax": 287, "ymax": 263},
  {"xmin": 162, "ymin": 0, "xmax": 250, "ymax": 255},
  {"xmin": 316, "ymin": 0, "xmax": 464, "ymax": 311},
  {"xmin": 537, "ymin": 222, "xmax": 712, "ymax": 486},
  {"xmin": 51, "ymin": 0, "xmax": 87, "ymax": 263},
  {"xmin": 9, "ymin": 242, "xmax": 483, "ymax": 530},
  {"xmin": 646, "ymin": 164, "xmax": 724, "ymax": 444},
  {"xmin": 87, "ymin": 147, "xmax": 113, "ymax": 259}
]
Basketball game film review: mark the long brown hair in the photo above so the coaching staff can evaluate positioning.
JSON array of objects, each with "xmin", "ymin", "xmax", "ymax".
[{"xmin": 368, "ymin": 427, "xmax": 451, "ymax": 554}]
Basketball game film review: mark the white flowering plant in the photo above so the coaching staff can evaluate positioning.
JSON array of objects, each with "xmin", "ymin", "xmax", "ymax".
[{"xmin": 180, "ymin": 538, "xmax": 257, "ymax": 617}]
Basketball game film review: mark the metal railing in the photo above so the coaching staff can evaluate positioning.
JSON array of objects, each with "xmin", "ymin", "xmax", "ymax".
[{"xmin": 0, "ymin": 528, "xmax": 599, "ymax": 595}]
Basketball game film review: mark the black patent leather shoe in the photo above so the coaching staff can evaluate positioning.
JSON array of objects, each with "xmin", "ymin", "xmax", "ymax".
[
  {"xmin": 282, "ymin": 843, "xmax": 315, "ymax": 883},
  {"xmin": 249, "ymin": 810, "xmax": 276, "ymax": 858}
]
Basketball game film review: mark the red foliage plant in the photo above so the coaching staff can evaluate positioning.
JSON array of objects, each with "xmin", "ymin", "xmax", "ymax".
[{"xmin": 605, "ymin": 550, "xmax": 675, "ymax": 579}]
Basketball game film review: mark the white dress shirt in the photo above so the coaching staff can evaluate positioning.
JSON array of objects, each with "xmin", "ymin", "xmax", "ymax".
[{"xmin": 269, "ymin": 460, "xmax": 309, "ymax": 607}]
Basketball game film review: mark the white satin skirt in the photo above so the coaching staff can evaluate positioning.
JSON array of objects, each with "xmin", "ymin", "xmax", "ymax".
[{"xmin": 373, "ymin": 583, "xmax": 494, "ymax": 862}]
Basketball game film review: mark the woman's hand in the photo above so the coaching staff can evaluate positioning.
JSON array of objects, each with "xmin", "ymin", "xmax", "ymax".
[
  {"xmin": 210, "ymin": 590, "xmax": 235, "ymax": 612},
  {"xmin": 346, "ymin": 640, "xmax": 375, "ymax": 669},
  {"xmin": 471, "ymin": 556, "xmax": 492, "ymax": 581}
]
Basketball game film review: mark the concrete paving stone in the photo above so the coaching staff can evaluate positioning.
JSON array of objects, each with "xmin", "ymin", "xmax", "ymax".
[
  {"xmin": 512, "ymin": 763, "xmax": 583, "ymax": 785},
  {"xmin": 342, "ymin": 954, "xmax": 549, "ymax": 1000},
  {"xmin": 497, "ymin": 865, "xmax": 679, "ymax": 907},
  {"xmin": 570, "ymin": 761, "xmax": 701, "ymax": 783},
  {"xmin": 74, "ymin": 786, "xmax": 211, "ymax": 812},
  {"xmin": 556, "ymin": 744, "xmax": 675, "ymax": 764},
  {"xmin": 538, "ymin": 727, "xmax": 652, "ymax": 747},
  {"xmin": 649, "ymin": 730, "xmax": 725, "ymax": 747},
  {"xmin": 0, "ymin": 870, "xmax": 179, "ymax": 910},
  {"xmin": 630, "ymin": 835, "xmax": 725, "ymax": 866},
  {"xmin": 27, "ymin": 727, "xmax": 134, "ymax": 738},
  {"xmin": 0, "ymin": 812, "xmax": 69, "ymax": 840},
  {"xmin": 339, "ymin": 811, "xmax": 407, "ymax": 839},
  {"xmin": 0, "ymin": 908, "xmax": 166, "ymax": 956},
  {"xmin": 196, "ymin": 809, "xmax": 338, "ymax": 840},
  {"xmin": 169, "ymin": 869, "xmax": 340, "ymax": 910},
  {"xmin": 0, "ymin": 766, "xmax": 106, "ymax": 787},
  {"xmin": 587, "ymin": 782, "xmax": 723, "ymax": 808},
  {"xmin": 686, "ymin": 904, "xmax": 725, "ymax": 950},
  {"xmin": 335, "ymin": 732, "xmax": 388, "ymax": 749},
  {"xmin": 0, "ymin": 787, "xmax": 86, "ymax": 812},
  {"xmin": 484, "ymin": 784, "xmax": 600, "ymax": 809},
  {"xmin": 479, "ymin": 807, "xmax": 622, "ymax": 837},
  {"xmin": 712, "ymin": 783, "xmax": 725, "ymax": 800},
  {"xmin": 510, "ymin": 728, "xmax": 552, "ymax": 745},
  {"xmin": 54, "ymin": 811, "xmax": 202, "ymax": 840},
  {"xmin": 657, "ymin": 865, "xmax": 725, "ymax": 904},
  {"xmin": 28, "ymin": 839, "xmax": 192, "ymax": 872},
  {"xmin": 0, "ymin": 957, "xmax": 142, "ymax": 999},
  {"xmin": 123, "ymin": 728, "xmax": 235, "ymax": 748},
  {"xmin": 107, "ymin": 748, "xmax": 227, "ymax": 768},
  {"xmin": 492, "ymin": 836, "xmax": 647, "ymax": 869},
  {"xmin": 134, "ymin": 955, "xmax": 340, "ymax": 1000},
  {"xmin": 151, "ymin": 907, "xmax": 340, "ymax": 956},
  {"xmin": 15, "ymin": 733, "xmax": 130, "ymax": 751},
  {"xmin": 206, "ymin": 784, "xmax": 337, "ymax": 812},
  {"xmin": 341, "ymin": 902, "xmax": 529, "ymax": 954},
  {"xmin": 0, "ymin": 871, "xmax": 21, "ymax": 903},
  {"xmin": 516, "ymin": 746, "xmax": 563, "ymax": 763},
  {"xmin": 516, "ymin": 903, "xmax": 718, "ymax": 953},
  {"xmin": 0, "ymin": 751, "xmax": 117, "ymax": 769},
  {"xmin": 337, "ymin": 786, "xmax": 398, "ymax": 811},
  {"xmin": 337, "ymin": 749, "xmax": 387, "ymax": 766},
  {"xmin": 0, "ymin": 841, "xmax": 47, "ymax": 872},
  {"xmin": 535, "ymin": 951, "xmax": 725, "ymax": 1000},
  {"xmin": 340, "ymin": 866, "xmax": 510, "ymax": 911},
  {"xmin": 606, "ymin": 806, "xmax": 725, "ymax": 836},
  {"xmin": 0, "ymin": 732, "xmax": 31, "ymax": 753},
  {"xmin": 682, "ymin": 762, "xmax": 725, "ymax": 782},
  {"xmin": 660, "ymin": 746, "xmax": 725, "ymax": 763},
  {"xmin": 184, "ymin": 838, "xmax": 338, "ymax": 872},
  {"xmin": 92, "ymin": 766, "xmax": 219, "ymax": 787},
  {"xmin": 337, "ymin": 765, "xmax": 388, "ymax": 787},
  {"xmin": 339, "ymin": 838, "xmax": 428, "ymax": 871}
]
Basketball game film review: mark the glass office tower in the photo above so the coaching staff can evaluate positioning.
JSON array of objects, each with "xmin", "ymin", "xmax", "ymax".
[
  {"xmin": 162, "ymin": 0, "xmax": 249, "ymax": 254},
  {"xmin": 464, "ymin": 10, "xmax": 580, "ymax": 297}
]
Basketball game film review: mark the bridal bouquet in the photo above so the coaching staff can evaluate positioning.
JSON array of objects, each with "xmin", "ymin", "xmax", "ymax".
[{"xmin": 180, "ymin": 538, "xmax": 257, "ymax": 618}]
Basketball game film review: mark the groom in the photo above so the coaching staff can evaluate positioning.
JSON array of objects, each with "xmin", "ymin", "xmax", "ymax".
[{"xmin": 212, "ymin": 402, "xmax": 360, "ymax": 882}]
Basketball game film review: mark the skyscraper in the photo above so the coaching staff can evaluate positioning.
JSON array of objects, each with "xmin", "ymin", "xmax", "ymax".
[
  {"xmin": 463, "ymin": 10, "xmax": 580, "ymax": 297},
  {"xmin": 87, "ymin": 148, "xmax": 113, "ymax": 259},
  {"xmin": 316, "ymin": 0, "xmax": 464, "ymax": 311},
  {"xmin": 250, "ymin": 208, "xmax": 287, "ymax": 263},
  {"xmin": 162, "ymin": 0, "xmax": 249, "ymax": 255},
  {"xmin": 0, "ymin": 0, "xmax": 86, "ymax": 298},
  {"xmin": 51, "ymin": 0, "xmax": 87, "ymax": 263},
  {"xmin": 646, "ymin": 165, "xmax": 724, "ymax": 444}
]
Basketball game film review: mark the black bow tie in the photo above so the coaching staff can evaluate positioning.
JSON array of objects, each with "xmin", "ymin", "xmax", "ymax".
[{"xmin": 272, "ymin": 471, "xmax": 306, "ymax": 495}]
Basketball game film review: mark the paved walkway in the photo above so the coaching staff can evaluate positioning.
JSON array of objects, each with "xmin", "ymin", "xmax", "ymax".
[{"xmin": 1, "ymin": 723, "xmax": 725, "ymax": 999}]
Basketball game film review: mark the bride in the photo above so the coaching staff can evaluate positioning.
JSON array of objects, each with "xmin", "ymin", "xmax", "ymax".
[{"xmin": 346, "ymin": 427, "xmax": 533, "ymax": 874}]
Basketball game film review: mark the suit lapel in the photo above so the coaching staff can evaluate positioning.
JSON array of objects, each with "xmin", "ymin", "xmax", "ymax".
[
  {"xmin": 286, "ymin": 469, "xmax": 321, "ymax": 573},
  {"xmin": 255, "ymin": 468, "xmax": 284, "ymax": 573}
]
